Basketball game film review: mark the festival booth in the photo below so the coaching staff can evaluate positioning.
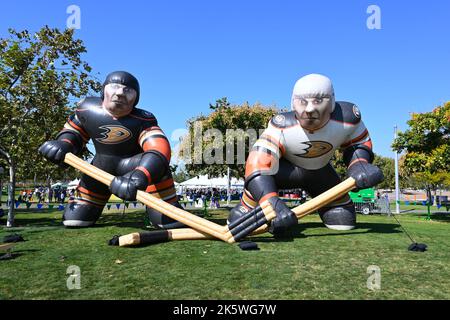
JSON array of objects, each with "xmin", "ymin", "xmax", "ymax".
[
  {"xmin": 177, "ymin": 175, "xmax": 244, "ymax": 206},
  {"xmin": 67, "ymin": 179, "xmax": 80, "ymax": 190},
  {"xmin": 178, "ymin": 175, "xmax": 244, "ymax": 190}
]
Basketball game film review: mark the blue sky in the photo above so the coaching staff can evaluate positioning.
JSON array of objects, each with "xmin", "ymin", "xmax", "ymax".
[{"xmin": 1, "ymin": 0, "xmax": 449, "ymax": 159}]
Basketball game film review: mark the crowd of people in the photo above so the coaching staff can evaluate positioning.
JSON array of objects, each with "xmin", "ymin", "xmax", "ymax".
[
  {"xmin": 11, "ymin": 184, "xmax": 308, "ymax": 208},
  {"xmin": 16, "ymin": 186, "xmax": 78, "ymax": 204},
  {"xmin": 180, "ymin": 187, "xmax": 242, "ymax": 208},
  {"xmin": 178, "ymin": 187, "xmax": 307, "ymax": 208}
]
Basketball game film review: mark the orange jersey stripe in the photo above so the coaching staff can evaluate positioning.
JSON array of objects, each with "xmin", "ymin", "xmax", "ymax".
[
  {"xmin": 76, "ymin": 192, "xmax": 108, "ymax": 205},
  {"xmin": 348, "ymin": 158, "xmax": 368, "ymax": 168},
  {"xmin": 244, "ymin": 189, "xmax": 255, "ymax": 200},
  {"xmin": 341, "ymin": 129, "xmax": 369, "ymax": 148},
  {"xmin": 77, "ymin": 186, "xmax": 110, "ymax": 200},
  {"xmin": 151, "ymin": 187, "xmax": 177, "ymax": 199},
  {"xmin": 61, "ymin": 139, "xmax": 74, "ymax": 145},
  {"xmin": 136, "ymin": 166, "xmax": 152, "ymax": 184},
  {"xmin": 240, "ymin": 201, "xmax": 252, "ymax": 211},
  {"xmin": 142, "ymin": 137, "xmax": 171, "ymax": 161},
  {"xmin": 260, "ymin": 192, "xmax": 277, "ymax": 204},
  {"xmin": 242, "ymin": 195, "xmax": 257, "ymax": 209},
  {"xmin": 146, "ymin": 178, "xmax": 175, "ymax": 193},
  {"xmin": 138, "ymin": 126, "xmax": 163, "ymax": 142},
  {"xmin": 68, "ymin": 119, "xmax": 89, "ymax": 139},
  {"xmin": 362, "ymin": 140, "xmax": 373, "ymax": 149},
  {"xmin": 70, "ymin": 199, "xmax": 105, "ymax": 208},
  {"xmin": 245, "ymin": 150, "xmax": 277, "ymax": 177}
]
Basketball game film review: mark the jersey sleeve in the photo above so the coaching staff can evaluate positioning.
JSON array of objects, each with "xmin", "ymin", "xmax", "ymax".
[
  {"xmin": 340, "ymin": 120, "xmax": 372, "ymax": 151},
  {"xmin": 341, "ymin": 120, "xmax": 375, "ymax": 166},
  {"xmin": 138, "ymin": 121, "xmax": 171, "ymax": 162},
  {"xmin": 245, "ymin": 120, "xmax": 286, "ymax": 179},
  {"xmin": 55, "ymin": 100, "xmax": 90, "ymax": 152}
]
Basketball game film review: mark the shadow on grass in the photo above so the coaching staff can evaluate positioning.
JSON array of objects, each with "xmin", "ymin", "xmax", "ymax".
[
  {"xmin": 0, "ymin": 210, "xmax": 149, "ymax": 230},
  {"xmin": 0, "ymin": 253, "xmax": 21, "ymax": 260},
  {"xmin": 0, "ymin": 249, "xmax": 40, "ymax": 261},
  {"xmin": 412, "ymin": 212, "xmax": 450, "ymax": 223},
  {"xmin": 249, "ymin": 221, "xmax": 403, "ymax": 243},
  {"xmin": 4, "ymin": 208, "xmax": 428, "ymax": 248},
  {"xmin": 1, "ymin": 217, "xmax": 62, "ymax": 228},
  {"xmin": 95, "ymin": 215, "xmax": 146, "ymax": 229},
  {"xmin": 12, "ymin": 208, "xmax": 65, "ymax": 214}
]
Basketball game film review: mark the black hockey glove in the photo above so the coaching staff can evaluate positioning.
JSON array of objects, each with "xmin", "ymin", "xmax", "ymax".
[
  {"xmin": 38, "ymin": 140, "xmax": 74, "ymax": 165},
  {"xmin": 267, "ymin": 196, "xmax": 298, "ymax": 236},
  {"xmin": 110, "ymin": 169, "xmax": 149, "ymax": 201},
  {"xmin": 347, "ymin": 161, "xmax": 384, "ymax": 191}
]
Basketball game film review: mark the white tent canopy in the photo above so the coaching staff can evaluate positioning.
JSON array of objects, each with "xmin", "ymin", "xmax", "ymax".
[
  {"xmin": 51, "ymin": 179, "xmax": 79, "ymax": 190},
  {"xmin": 179, "ymin": 175, "xmax": 244, "ymax": 188},
  {"xmin": 67, "ymin": 179, "xmax": 80, "ymax": 189}
]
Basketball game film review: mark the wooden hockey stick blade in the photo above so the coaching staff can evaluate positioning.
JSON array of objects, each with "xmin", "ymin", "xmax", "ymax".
[
  {"xmin": 0, "ymin": 243, "xmax": 16, "ymax": 251},
  {"xmin": 116, "ymin": 228, "xmax": 214, "ymax": 247}
]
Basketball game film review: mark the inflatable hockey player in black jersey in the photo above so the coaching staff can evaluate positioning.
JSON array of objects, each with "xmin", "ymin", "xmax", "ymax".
[
  {"xmin": 228, "ymin": 74, "xmax": 384, "ymax": 235},
  {"xmin": 39, "ymin": 71, "xmax": 183, "ymax": 228}
]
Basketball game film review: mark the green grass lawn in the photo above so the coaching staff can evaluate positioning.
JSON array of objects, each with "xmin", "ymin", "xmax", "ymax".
[{"xmin": 1, "ymin": 206, "xmax": 450, "ymax": 300}]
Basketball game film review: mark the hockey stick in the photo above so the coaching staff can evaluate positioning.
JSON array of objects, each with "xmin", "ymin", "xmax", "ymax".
[{"xmin": 113, "ymin": 177, "xmax": 357, "ymax": 246}]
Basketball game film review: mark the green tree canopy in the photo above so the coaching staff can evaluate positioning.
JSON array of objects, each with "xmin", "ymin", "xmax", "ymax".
[
  {"xmin": 331, "ymin": 151, "xmax": 396, "ymax": 190},
  {"xmin": 392, "ymin": 102, "xmax": 450, "ymax": 198},
  {"xmin": 392, "ymin": 102, "xmax": 450, "ymax": 174},
  {"xmin": 178, "ymin": 98, "xmax": 281, "ymax": 178},
  {"xmin": 0, "ymin": 26, "xmax": 100, "ymax": 226}
]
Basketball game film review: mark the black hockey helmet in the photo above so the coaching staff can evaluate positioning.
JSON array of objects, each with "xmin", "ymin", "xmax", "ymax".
[{"xmin": 101, "ymin": 71, "xmax": 140, "ymax": 106}]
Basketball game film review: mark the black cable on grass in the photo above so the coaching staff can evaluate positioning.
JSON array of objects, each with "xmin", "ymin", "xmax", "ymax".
[
  {"xmin": 391, "ymin": 213, "xmax": 427, "ymax": 252},
  {"xmin": 391, "ymin": 213, "xmax": 416, "ymax": 243},
  {"xmin": 353, "ymin": 149, "xmax": 427, "ymax": 252}
]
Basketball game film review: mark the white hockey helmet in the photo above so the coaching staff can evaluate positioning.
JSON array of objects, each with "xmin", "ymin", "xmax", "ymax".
[{"xmin": 291, "ymin": 74, "xmax": 335, "ymax": 112}]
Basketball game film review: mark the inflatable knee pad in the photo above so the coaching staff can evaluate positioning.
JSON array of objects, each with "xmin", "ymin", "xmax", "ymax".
[
  {"xmin": 318, "ymin": 203, "xmax": 356, "ymax": 231},
  {"xmin": 146, "ymin": 203, "xmax": 185, "ymax": 229},
  {"xmin": 63, "ymin": 202, "xmax": 103, "ymax": 227}
]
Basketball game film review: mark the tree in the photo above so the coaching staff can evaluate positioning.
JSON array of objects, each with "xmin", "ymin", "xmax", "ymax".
[
  {"xmin": 409, "ymin": 171, "xmax": 450, "ymax": 190},
  {"xmin": 178, "ymin": 98, "xmax": 281, "ymax": 178},
  {"xmin": 0, "ymin": 27, "xmax": 100, "ymax": 227},
  {"xmin": 330, "ymin": 151, "xmax": 395, "ymax": 190},
  {"xmin": 170, "ymin": 164, "xmax": 191, "ymax": 183},
  {"xmin": 392, "ymin": 102, "xmax": 450, "ymax": 200},
  {"xmin": 330, "ymin": 150, "xmax": 346, "ymax": 179},
  {"xmin": 392, "ymin": 102, "xmax": 450, "ymax": 173}
]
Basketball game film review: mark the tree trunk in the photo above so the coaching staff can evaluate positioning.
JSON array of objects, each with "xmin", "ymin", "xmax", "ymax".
[
  {"xmin": 7, "ymin": 161, "xmax": 16, "ymax": 227},
  {"xmin": 426, "ymin": 186, "xmax": 432, "ymax": 206},
  {"xmin": 0, "ymin": 167, "xmax": 3, "ymax": 206},
  {"xmin": 46, "ymin": 174, "xmax": 52, "ymax": 203},
  {"xmin": 0, "ymin": 148, "xmax": 15, "ymax": 227},
  {"xmin": 432, "ymin": 186, "xmax": 438, "ymax": 206}
]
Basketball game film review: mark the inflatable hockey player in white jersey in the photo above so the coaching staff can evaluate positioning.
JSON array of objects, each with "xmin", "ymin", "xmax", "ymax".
[{"xmin": 228, "ymin": 74, "xmax": 384, "ymax": 236}]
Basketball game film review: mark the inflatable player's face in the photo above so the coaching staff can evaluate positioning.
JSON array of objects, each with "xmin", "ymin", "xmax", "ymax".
[
  {"xmin": 291, "ymin": 74, "xmax": 335, "ymax": 131},
  {"xmin": 102, "ymin": 83, "xmax": 137, "ymax": 118},
  {"xmin": 292, "ymin": 96, "xmax": 333, "ymax": 131}
]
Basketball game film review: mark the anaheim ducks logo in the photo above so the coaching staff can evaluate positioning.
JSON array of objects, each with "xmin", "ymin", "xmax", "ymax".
[
  {"xmin": 353, "ymin": 105, "xmax": 361, "ymax": 119},
  {"xmin": 273, "ymin": 115, "xmax": 285, "ymax": 125},
  {"xmin": 294, "ymin": 141, "xmax": 333, "ymax": 158},
  {"xmin": 96, "ymin": 125, "xmax": 132, "ymax": 144}
]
